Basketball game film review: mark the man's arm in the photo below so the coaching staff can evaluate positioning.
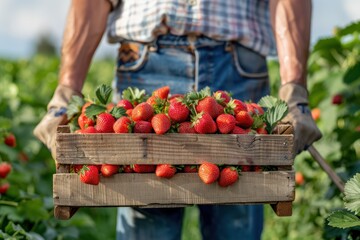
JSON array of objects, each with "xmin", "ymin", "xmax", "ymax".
[
  {"xmin": 270, "ymin": 0, "xmax": 312, "ymax": 88},
  {"xmin": 60, "ymin": 0, "xmax": 112, "ymax": 92}
]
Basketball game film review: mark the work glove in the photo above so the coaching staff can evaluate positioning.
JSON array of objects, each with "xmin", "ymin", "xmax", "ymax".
[
  {"xmin": 279, "ymin": 83, "xmax": 322, "ymax": 155},
  {"xmin": 33, "ymin": 84, "xmax": 82, "ymax": 160}
]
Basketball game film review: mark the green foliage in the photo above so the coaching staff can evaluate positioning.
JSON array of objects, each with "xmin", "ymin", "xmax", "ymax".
[{"xmin": 258, "ymin": 96, "xmax": 288, "ymax": 133}]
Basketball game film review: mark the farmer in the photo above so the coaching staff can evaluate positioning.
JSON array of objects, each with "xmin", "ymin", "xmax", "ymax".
[{"xmin": 34, "ymin": 0, "xmax": 322, "ymax": 239}]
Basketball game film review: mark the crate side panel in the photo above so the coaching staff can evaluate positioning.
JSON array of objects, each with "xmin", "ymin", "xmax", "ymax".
[
  {"xmin": 53, "ymin": 172, "xmax": 295, "ymax": 206},
  {"xmin": 56, "ymin": 134, "xmax": 293, "ymax": 165}
]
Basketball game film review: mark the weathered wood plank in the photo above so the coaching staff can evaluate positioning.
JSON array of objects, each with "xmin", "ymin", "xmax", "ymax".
[
  {"xmin": 53, "ymin": 172, "xmax": 295, "ymax": 207},
  {"xmin": 56, "ymin": 133, "xmax": 294, "ymax": 165},
  {"xmin": 271, "ymin": 201, "xmax": 293, "ymax": 216}
]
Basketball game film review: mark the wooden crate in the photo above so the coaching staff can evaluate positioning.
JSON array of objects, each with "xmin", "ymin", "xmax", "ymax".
[{"xmin": 53, "ymin": 125, "xmax": 294, "ymax": 220}]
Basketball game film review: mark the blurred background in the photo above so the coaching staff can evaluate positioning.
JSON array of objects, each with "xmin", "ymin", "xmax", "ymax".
[{"xmin": 0, "ymin": 1, "xmax": 359, "ymax": 240}]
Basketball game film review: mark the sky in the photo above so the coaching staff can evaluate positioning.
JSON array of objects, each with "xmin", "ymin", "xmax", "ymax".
[{"xmin": 0, "ymin": 0, "xmax": 359, "ymax": 59}]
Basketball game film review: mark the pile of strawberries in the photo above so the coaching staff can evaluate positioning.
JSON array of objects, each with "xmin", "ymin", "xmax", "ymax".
[
  {"xmin": 0, "ymin": 133, "xmax": 15, "ymax": 194},
  {"xmin": 67, "ymin": 85, "xmax": 284, "ymax": 187}
]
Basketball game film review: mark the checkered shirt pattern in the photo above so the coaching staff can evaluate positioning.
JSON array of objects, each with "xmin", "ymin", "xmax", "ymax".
[{"xmin": 107, "ymin": 0, "xmax": 276, "ymax": 56}]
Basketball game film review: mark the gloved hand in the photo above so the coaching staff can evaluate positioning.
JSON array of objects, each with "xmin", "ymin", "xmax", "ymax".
[
  {"xmin": 279, "ymin": 83, "xmax": 322, "ymax": 154},
  {"xmin": 33, "ymin": 84, "xmax": 82, "ymax": 160}
]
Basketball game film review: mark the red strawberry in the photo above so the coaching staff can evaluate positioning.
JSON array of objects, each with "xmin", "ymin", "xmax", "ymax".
[
  {"xmin": 4, "ymin": 134, "xmax": 16, "ymax": 147},
  {"xmin": 233, "ymin": 99, "xmax": 247, "ymax": 114},
  {"xmin": 235, "ymin": 111, "xmax": 254, "ymax": 129},
  {"xmin": 183, "ymin": 165, "xmax": 198, "ymax": 173},
  {"xmin": 82, "ymin": 102, "xmax": 93, "ymax": 113},
  {"xmin": 117, "ymin": 99, "xmax": 134, "ymax": 110},
  {"xmin": 254, "ymin": 166, "xmax": 262, "ymax": 172},
  {"xmin": 215, "ymin": 103, "xmax": 224, "ymax": 117},
  {"xmin": 168, "ymin": 100, "xmax": 190, "ymax": 123},
  {"xmin": 78, "ymin": 113, "xmax": 95, "ymax": 130},
  {"xmin": 169, "ymin": 94, "xmax": 184, "ymax": 103},
  {"xmin": 332, "ymin": 94, "xmax": 343, "ymax": 105},
  {"xmin": 101, "ymin": 164, "xmax": 120, "ymax": 177},
  {"xmin": 82, "ymin": 126, "xmax": 98, "ymax": 133},
  {"xmin": 126, "ymin": 109, "xmax": 133, "ymax": 117},
  {"xmin": 96, "ymin": 113, "xmax": 115, "ymax": 133},
  {"xmin": 122, "ymin": 165, "xmax": 134, "ymax": 173},
  {"xmin": 0, "ymin": 162, "xmax": 12, "ymax": 178},
  {"xmin": 256, "ymin": 127, "xmax": 268, "ymax": 134},
  {"xmin": 241, "ymin": 166, "xmax": 251, "ymax": 172},
  {"xmin": 152, "ymin": 86, "xmax": 170, "ymax": 100},
  {"xmin": 131, "ymin": 102, "xmax": 154, "ymax": 122},
  {"xmin": 146, "ymin": 96, "xmax": 158, "ymax": 107},
  {"xmin": 216, "ymin": 114, "xmax": 236, "ymax": 134},
  {"xmin": 247, "ymin": 103, "xmax": 264, "ymax": 115},
  {"xmin": 113, "ymin": 116, "xmax": 133, "ymax": 133},
  {"xmin": 79, "ymin": 165, "xmax": 100, "ymax": 185},
  {"xmin": 178, "ymin": 122, "xmax": 196, "ymax": 134},
  {"xmin": 134, "ymin": 121, "xmax": 153, "ymax": 133},
  {"xmin": 198, "ymin": 162, "xmax": 220, "ymax": 184},
  {"xmin": 214, "ymin": 90, "xmax": 231, "ymax": 105},
  {"xmin": 151, "ymin": 113, "xmax": 171, "ymax": 134},
  {"xmin": 196, "ymin": 96, "xmax": 218, "ymax": 119},
  {"xmin": 155, "ymin": 164, "xmax": 177, "ymax": 178},
  {"xmin": 106, "ymin": 102, "xmax": 115, "ymax": 112},
  {"xmin": 0, "ymin": 183, "xmax": 10, "ymax": 194},
  {"xmin": 192, "ymin": 112, "xmax": 217, "ymax": 134},
  {"xmin": 133, "ymin": 164, "xmax": 156, "ymax": 173},
  {"xmin": 231, "ymin": 126, "xmax": 250, "ymax": 134},
  {"xmin": 72, "ymin": 164, "xmax": 83, "ymax": 173},
  {"xmin": 218, "ymin": 166, "xmax": 239, "ymax": 187}
]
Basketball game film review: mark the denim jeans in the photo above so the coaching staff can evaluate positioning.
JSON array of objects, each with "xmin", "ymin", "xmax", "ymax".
[{"xmin": 114, "ymin": 34, "xmax": 270, "ymax": 240}]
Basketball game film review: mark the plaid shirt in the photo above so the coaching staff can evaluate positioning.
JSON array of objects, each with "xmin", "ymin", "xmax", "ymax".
[{"xmin": 107, "ymin": 0, "xmax": 276, "ymax": 56}]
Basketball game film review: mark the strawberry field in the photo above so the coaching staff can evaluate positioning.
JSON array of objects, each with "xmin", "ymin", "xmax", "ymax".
[{"xmin": 1, "ymin": 22, "xmax": 360, "ymax": 239}]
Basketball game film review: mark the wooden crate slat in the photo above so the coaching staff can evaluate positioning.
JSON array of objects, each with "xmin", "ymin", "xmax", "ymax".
[
  {"xmin": 53, "ymin": 172, "xmax": 295, "ymax": 207},
  {"xmin": 56, "ymin": 133, "xmax": 293, "ymax": 165}
]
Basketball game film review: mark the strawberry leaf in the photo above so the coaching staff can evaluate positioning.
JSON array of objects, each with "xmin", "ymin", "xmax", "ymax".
[
  {"xmin": 327, "ymin": 210, "xmax": 360, "ymax": 229},
  {"xmin": 258, "ymin": 95, "xmax": 278, "ymax": 109},
  {"xmin": 66, "ymin": 95, "xmax": 85, "ymax": 120},
  {"xmin": 122, "ymin": 87, "xmax": 147, "ymax": 105},
  {"xmin": 110, "ymin": 106, "xmax": 127, "ymax": 119},
  {"xmin": 263, "ymin": 100, "xmax": 288, "ymax": 133},
  {"xmin": 96, "ymin": 84, "xmax": 113, "ymax": 105},
  {"xmin": 85, "ymin": 104, "xmax": 107, "ymax": 119},
  {"xmin": 344, "ymin": 173, "xmax": 360, "ymax": 215}
]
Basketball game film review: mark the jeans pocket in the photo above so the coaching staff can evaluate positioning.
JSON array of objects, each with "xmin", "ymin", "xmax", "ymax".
[
  {"xmin": 117, "ymin": 42, "xmax": 149, "ymax": 72},
  {"xmin": 231, "ymin": 43, "xmax": 268, "ymax": 79}
]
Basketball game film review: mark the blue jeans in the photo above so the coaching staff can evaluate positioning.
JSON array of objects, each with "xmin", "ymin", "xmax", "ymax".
[{"xmin": 114, "ymin": 34, "xmax": 270, "ymax": 240}]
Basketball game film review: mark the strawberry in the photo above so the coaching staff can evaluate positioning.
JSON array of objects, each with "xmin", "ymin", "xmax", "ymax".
[
  {"xmin": 198, "ymin": 162, "xmax": 220, "ymax": 184},
  {"xmin": 169, "ymin": 94, "xmax": 184, "ymax": 103},
  {"xmin": 178, "ymin": 122, "xmax": 196, "ymax": 134},
  {"xmin": 122, "ymin": 165, "xmax": 134, "ymax": 173},
  {"xmin": 126, "ymin": 109, "xmax": 133, "ymax": 117},
  {"xmin": 231, "ymin": 126, "xmax": 250, "ymax": 134},
  {"xmin": 106, "ymin": 102, "xmax": 115, "ymax": 112},
  {"xmin": 218, "ymin": 166, "xmax": 239, "ymax": 187},
  {"xmin": 78, "ymin": 112, "xmax": 95, "ymax": 130},
  {"xmin": 113, "ymin": 116, "xmax": 133, "ymax": 133},
  {"xmin": 183, "ymin": 165, "xmax": 198, "ymax": 173},
  {"xmin": 247, "ymin": 102, "xmax": 264, "ymax": 115},
  {"xmin": 96, "ymin": 113, "xmax": 115, "ymax": 133},
  {"xmin": 117, "ymin": 99, "xmax": 134, "ymax": 110},
  {"xmin": 295, "ymin": 172, "xmax": 305, "ymax": 185},
  {"xmin": 241, "ymin": 165, "xmax": 251, "ymax": 172},
  {"xmin": 0, "ymin": 183, "xmax": 10, "ymax": 194},
  {"xmin": 151, "ymin": 113, "xmax": 171, "ymax": 134},
  {"xmin": 71, "ymin": 164, "xmax": 83, "ymax": 173},
  {"xmin": 332, "ymin": 94, "xmax": 343, "ymax": 105},
  {"xmin": 82, "ymin": 126, "xmax": 98, "ymax": 133},
  {"xmin": 192, "ymin": 112, "xmax": 217, "ymax": 134},
  {"xmin": 214, "ymin": 90, "xmax": 231, "ymax": 105},
  {"xmin": 216, "ymin": 114, "xmax": 236, "ymax": 134},
  {"xmin": 256, "ymin": 127, "xmax": 268, "ymax": 134},
  {"xmin": 0, "ymin": 162, "xmax": 12, "ymax": 178},
  {"xmin": 215, "ymin": 103, "xmax": 224, "ymax": 117},
  {"xmin": 81, "ymin": 101, "xmax": 93, "ymax": 113},
  {"xmin": 133, "ymin": 164, "xmax": 156, "ymax": 173},
  {"xmin": 131, "ymin": 102, "xmax": 154, "ymax": 122},
  {"xmin": 155, "ymin": 164, "xmax": 177, "ymax": 178},
  {"xmin": 195, "ymin": 96, "xmax": 218, "ymax": 119},
  {"xmin": 168, "ymin": 100, "xmax": 190, "ymax": 123},
  {"xmin": 4, "ymin": 134, "xmax": 16, "ymax": 147},
  {"xmin": 146, "ymin": 96, "xmax": 158, "ymax": 107},
  {"xmin": 79, "ymin": 165, "xmax": 100, "ymax": 185},
  {"xmin": 235, "ymin": 110, "xmax": 254, "ymax": 129},
  {"xmin": 101, "ymin": 164, "xmax": 120, "ymax": 177},
  {"xmin": 311, "ymin": 108, "xmax": 321, "ymax": 121},
  {"xmin": 232, "ymin": 99, "xmax": 247, "ymax": 114},
  {"xmin": 254, "ymin": 166, "xmax": 262, "ymax": 172},
  {"xmin": 134, "ymin": 121, "xmax": 153, "ymax": 133},
  {"xmin": 152, "ymin": 86, "xmax": 170, "ymax": 100}
]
